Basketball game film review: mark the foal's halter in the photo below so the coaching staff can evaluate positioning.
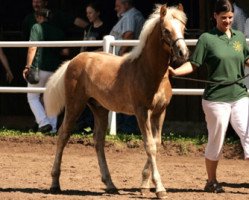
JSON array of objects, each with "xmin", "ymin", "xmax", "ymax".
[{"xmin": 160, "ymin": 22, "xmax": 185, "ymax": 64}]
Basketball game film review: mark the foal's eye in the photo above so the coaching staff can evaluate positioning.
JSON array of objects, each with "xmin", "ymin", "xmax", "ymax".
[{"xmin": 163, "ymin": 29, "xmax": 170, "ymax": 35}]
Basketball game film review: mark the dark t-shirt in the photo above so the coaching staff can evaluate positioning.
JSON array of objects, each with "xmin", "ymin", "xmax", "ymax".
[
  {"xmin": 29, "ymin": 21, "xmax": 65, "ymax": 72},
  {"xmin": 81, "ymin": 24, "xmax": 109, "ymax": 52}
]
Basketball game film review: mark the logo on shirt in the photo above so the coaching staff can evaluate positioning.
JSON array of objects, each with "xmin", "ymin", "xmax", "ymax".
[{"xmin": 233, "ymin": 41, "xmax": 242, "ymax": 52}]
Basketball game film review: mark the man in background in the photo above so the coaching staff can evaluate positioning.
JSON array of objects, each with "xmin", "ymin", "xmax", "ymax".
[
  {"xmin": 110, "ymin": 0, "xmax": 145, "ymax": 133},
  {"xmin": 22, "ymin": 0, "xmax": 88, "ymax": 41},
  {"xmin": 23, "ymin": 8, "xmax": 66, "ymax": 134},
  {"xmin": 110, "ymin": 0, "xmax": 145, "ymax": 56}
]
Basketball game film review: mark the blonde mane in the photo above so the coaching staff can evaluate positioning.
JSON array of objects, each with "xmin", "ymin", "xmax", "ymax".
[{"xmin": 125, "ymin": 5, "xmax": 187, "ymax": 61}]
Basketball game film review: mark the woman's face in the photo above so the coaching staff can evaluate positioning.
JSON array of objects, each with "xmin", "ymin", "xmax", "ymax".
[
  {"xmin": 214, "ymin": 11, "xmax": 234, "ymax": 32},
  {"xmin": 86, "ymin": 6, "xmax": 100, "ymax": 23}
]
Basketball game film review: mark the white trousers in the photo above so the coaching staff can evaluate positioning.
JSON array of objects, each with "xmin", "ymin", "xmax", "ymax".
[
  {"xmin": 27, "ymin": 70, "xmax": 57, "ymax": 131},
  {"xmin": 202, "ymin": 97, "xmax": 249, "ymax": 160}
]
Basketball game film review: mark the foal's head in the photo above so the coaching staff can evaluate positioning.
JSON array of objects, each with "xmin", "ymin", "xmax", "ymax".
[
  {"xmin": 159, "ymin": 4, "xmax": 189, "ymax": 66},
  {"xmin": 127, "ymin": 4, "xmax": 189, "ymax": 67}
]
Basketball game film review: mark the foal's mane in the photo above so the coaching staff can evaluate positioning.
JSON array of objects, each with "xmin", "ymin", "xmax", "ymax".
[{"xmin": 126, "ymin": 4, "xmax": 187, "ymax": 61}]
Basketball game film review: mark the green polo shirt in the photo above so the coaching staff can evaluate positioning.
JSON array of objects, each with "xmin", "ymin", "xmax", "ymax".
[
  {"xmin": 190, "ymin": 28, "xmax": 249, "ymax": 102},
  {"xmin": 30, "ymin": 21, "xmax": 65, "ymax": 72}
]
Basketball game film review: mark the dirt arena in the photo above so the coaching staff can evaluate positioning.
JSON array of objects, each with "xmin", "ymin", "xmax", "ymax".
[{"xmin": 0, "ymin": 135, "xmax": 248, "ymax": 200}]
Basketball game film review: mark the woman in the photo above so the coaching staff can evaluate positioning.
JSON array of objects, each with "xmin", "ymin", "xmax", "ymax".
[
  {"xmin": 169, "ymin": 0, "xmax": 249, "ymax": 193},
  {"xmin": 80, "ymin": 1, "xmax": 109, "ymax": 52}
]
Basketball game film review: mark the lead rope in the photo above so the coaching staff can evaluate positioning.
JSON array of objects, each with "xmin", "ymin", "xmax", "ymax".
[{"xmin": 172, "ymin": 73, "xmax": 249, "ymax": 86}]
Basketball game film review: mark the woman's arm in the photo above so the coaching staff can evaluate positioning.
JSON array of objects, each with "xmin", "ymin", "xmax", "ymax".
[
  {"xmin": 168, "ymin": 61, "xmax": 197, "ymax": 76},
  {"xmin": 0, "ymin": 48, "xmax": 14, "ymax": 83},
  {"xmin": 245, "ymin": 58, "xmax": 249, "ymax": 67},
  {"xmin": 23, "ymin": 46, "xmax": 37, "ymax": 80}
]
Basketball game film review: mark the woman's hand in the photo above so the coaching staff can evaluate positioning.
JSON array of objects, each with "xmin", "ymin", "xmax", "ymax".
[
  {"xmin": 23, "ymin": 65, "xmax": 30, "ymax": 80},
  {"xmin": 168, "ymin": 62, "xmax": 196, "ymax": 77},
  {"xmin": 168, "ymin": 66, "xmax": 177, "ymax": 76},
  {"xmin": 5, "ymin": 69, "xmax": 14, "ymax": 83}
]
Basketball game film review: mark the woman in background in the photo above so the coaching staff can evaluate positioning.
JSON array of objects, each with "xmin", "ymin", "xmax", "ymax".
[{"xmin": 80, "ymin": 1, "xmax": 109, "ymax": 52}]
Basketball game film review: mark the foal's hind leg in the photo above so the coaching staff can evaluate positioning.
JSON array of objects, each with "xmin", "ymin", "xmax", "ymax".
[
  {"xmin": 50, "ymin": 98, "xmax": 87, "ymax": 193},
  {"xmin": 89, "ymin": 103, "xmax": 118, "ymax": 193}
]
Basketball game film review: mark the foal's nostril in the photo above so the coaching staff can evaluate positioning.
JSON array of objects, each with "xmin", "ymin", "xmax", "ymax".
[
  {"xmin": 178, "ymin": 50, "xmax": 184, "ymax": 57},
  {"xmin": 179, "ymin": 48, "xmax": 189, "ymax": 59}
]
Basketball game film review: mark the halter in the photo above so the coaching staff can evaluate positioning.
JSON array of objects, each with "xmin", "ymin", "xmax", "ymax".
[
  {"xmin": 160, "ymin": 18, "xmax": 186, "ymax": 64},
  {"xmin": 161, "ymin": 27, "xmax": 185, "ymax": 64}
]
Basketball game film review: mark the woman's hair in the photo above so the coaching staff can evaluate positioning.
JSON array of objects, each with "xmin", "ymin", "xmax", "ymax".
[
  {"xmin": 209, "ymin": 0, "xmax": 234, "ymax": 27},
  {"xmin": 214, "ymin": 0, "xmax": 234, "ymax": 14},
  {"xmin": 87, "ymin": 1, "xmax": 101, "ymax": 13}
]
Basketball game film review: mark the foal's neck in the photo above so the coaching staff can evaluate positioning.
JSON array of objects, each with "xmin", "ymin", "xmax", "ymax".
[{"xmin": 140, "ymin": 22, "xmax": 170, "ymax": 77}]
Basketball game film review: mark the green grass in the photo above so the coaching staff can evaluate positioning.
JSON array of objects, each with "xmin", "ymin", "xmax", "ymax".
[
  {"xmin": 0, "ymin": 127, "xmax": 242, "ymax": 157},
  {"xmin": 0, "ymin": 127, "xmax": 239, "ymax": 146}
]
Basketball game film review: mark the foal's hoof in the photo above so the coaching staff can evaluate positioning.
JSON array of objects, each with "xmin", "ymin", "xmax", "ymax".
[
  {"xmin": 141, "ymin": 188, "xmax": 151, "ymax": 196},
  {"xmin": 50, "ymin": 186, "xmax": 61, "ymax": 194},
  {"xmin": 105, "ymin": 187, "xmax": 119, "ymax": 194},
  {"xmin": 156, "ymin": 191, "xmax": 167, "ymax": 199}
]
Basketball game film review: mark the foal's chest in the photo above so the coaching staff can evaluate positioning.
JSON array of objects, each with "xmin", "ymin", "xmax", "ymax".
[{"xmin": 151, "ymin": 80, "xmax": 172, "ymax": 111}]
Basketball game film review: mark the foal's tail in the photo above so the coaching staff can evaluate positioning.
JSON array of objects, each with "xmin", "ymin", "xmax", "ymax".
[{"xmin": 44, "ymin": 60, "xmax": 70, "ymax": 117}]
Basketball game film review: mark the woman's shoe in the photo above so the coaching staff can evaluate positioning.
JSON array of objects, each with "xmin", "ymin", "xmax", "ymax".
[
  {"xmin": 204, "ymin": 180, "xmax": 225, "ymax": 193},
  {"xmin": 38, "ymin": 124, "xmax": 52, "ymax": 133}
]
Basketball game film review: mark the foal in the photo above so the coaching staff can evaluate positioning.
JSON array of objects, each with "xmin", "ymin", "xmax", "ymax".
[{"xmin": 44, "ymin": 4, "xmax": 189, "ymax": 199}]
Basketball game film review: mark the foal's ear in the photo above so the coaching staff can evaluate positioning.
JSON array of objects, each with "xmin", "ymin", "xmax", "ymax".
[
  {"xmin": 177, "ymin": 3, "xmax": 184, "ymax": 11},
  {"xmin": 160, "ymin": 4, "xmax": 167, "ymax": 20}
]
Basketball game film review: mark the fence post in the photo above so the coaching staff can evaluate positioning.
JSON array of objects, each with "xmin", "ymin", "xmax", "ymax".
[
  {"xmin": 103, "ymin": 35, "xmax": 117, "ymax": 135},
  {"xmin": 103, "ymin": 35, "xmax": 115, "ymax": 54}
]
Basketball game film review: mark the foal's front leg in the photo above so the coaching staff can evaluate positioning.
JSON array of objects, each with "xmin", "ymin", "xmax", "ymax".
[
  {"xmin": 136, "ymin": 111, "xmax": 166, "ymax": 199},
  {"xmin": 140, "ymin": 158, "xmax": 152, "ymax": 195},
  {"xmin": 140, "ymin": 111, "xmax": 166, "ymax": 195}
]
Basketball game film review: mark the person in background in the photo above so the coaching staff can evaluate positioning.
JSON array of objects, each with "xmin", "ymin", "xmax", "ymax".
[
  {"xmin": 169, "ymin": 0, "xmax": 249, "ymax": 193},
  {"xmin": 231, "ymin": 0, "xmax": 249, "ymax": 88},
  {"xmin": 22, "ymin": 0, "xmax": 88, "ymax": 41},
  {"xmin": 109, "ymin": 0, "xmax": 145, "ymax": 133},
  {"xmin": 80, "ymin": 0, "xmax": 110, "ymax": 52},
  {"xmin": 110, "ymin": 0, "xmax": 145, "ymax": 56},
  {"xmin": 231, "ymin": 0, "xmax": 248, "ymax": 34},
  {"xmin": 76, "ymin": 1, "xmax": 110, "ymax": 133},
  {"xmin": 0, "ymin": 48, "xmax": 14, "ymax": 83},
  {"xmin": 22, "ymin": 8, "xmax": 66, "ymax": 134}
]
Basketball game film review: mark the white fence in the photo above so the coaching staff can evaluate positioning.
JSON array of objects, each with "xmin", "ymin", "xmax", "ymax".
[{"xmin": 0, "ymin": 36, "xmax": 248, "ymax": 134}]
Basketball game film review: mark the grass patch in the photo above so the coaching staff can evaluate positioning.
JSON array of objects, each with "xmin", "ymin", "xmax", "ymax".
[
  {"xmin": 0, "ymin": 128, "xmax": 239, "ymax": 146},
  {"xmin": 0, "ymin": 128, "xmax": 242, "ymax": 157}
]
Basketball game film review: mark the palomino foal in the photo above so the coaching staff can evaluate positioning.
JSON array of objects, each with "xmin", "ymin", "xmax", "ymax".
[{"xmin": 44, "ymin": 4, "xmax": 189, "ymax": 199}]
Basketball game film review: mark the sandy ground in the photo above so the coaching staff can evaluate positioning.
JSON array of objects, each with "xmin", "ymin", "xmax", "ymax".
[{"xmin": 0, "ymin": 136, "xmax": 249, "ymax": 200}]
